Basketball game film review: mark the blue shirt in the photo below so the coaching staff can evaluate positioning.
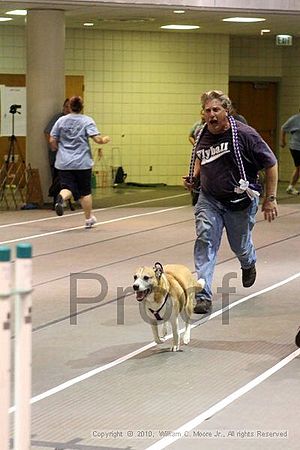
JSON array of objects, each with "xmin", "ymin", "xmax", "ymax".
[
  {"xmin": 282, "ymin": 113, "xmax": 300, "ymax": 151},
  {"xmin": 50, "ymin": 113, "xmax": 100, "ymax": 169}
]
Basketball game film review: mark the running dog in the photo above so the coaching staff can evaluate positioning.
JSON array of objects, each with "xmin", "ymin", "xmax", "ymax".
[{"xmin": 133, "ymin": 262, "xmax": 205, "ymax": 351}]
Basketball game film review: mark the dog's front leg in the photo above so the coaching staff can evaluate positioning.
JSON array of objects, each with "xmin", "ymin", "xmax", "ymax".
[
  {"xmin": 151, "ymin": 324, "xmax": 165, "ymax": 344},
  {"xmin": 162, "ymin": 321, "xmax": 168, "ymax": 338},
  {"xmin": 170, "ymin": 315, "xmax": 180, "ymax": 352}
]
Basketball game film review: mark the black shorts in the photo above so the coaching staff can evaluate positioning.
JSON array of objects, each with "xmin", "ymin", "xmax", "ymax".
[
  {"xmin": 58, "ymin": 169, "xmax": 92, "ymax": 201},
  {"xmin": 290, "ymin": 149, "xmax": 300, "ymax": 167}
]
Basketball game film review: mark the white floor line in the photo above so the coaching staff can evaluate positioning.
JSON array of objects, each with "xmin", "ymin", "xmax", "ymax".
[
  {"xmin": 145, "ymin": 348, "xmax": 300, "ymax": 450},
  {"xmin": 188, "ymin": 271, "xmax": 300, "ymax": 329},
  {"xmin": 8, "ymin": 342, "xmax": 156, "ymax": 414},
  {"xmin": 0, "ymin": 205, "xmax": 188, "ymax": 245},
  {"xmin": 8, "ymin": 272, "xmax": 300, "ymax": 415},
  {"xmin": 0, "ymin": 192, "xmax": 189, "ymax": 229}
]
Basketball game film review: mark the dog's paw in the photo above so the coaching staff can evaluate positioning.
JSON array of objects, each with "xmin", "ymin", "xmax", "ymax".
[
  {"xmin": 155, "ymin": 337, "xmax": 166, "ymax": 345},
  {"xmin": 170, "ymin": 345, "xmax": 180, "ymax": 352}
]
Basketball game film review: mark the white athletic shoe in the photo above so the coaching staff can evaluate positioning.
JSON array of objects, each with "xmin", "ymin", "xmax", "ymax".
[
  {"xmin": 85, "ymin": 215, "xmax": 97, "ymax": 229},
  {"xmin": 286, "ymin": 186, "xmax": 299, "ymax": 195}
]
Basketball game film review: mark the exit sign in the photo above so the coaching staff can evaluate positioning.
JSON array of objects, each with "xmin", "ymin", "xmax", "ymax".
[{"xmin": 276, "ymin": 35, "xmax": 293, "ymax": 46}]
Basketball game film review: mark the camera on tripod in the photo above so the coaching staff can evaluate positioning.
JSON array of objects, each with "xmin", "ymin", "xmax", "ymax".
[{"xmin": 9, "ymin": 104, "xmax": 21, "ymax": 114}]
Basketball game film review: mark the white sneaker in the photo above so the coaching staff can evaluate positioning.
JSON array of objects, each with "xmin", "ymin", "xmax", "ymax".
[
  {"xmin": 286, "ymin": 186, "xmax": 299, "ymax": 195},
  {"xmin": 85, "ymin": 215, "xmax": 97, "ymax": 229}
]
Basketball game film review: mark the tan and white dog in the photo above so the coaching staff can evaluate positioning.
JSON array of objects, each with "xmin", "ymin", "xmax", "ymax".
[{"xmin": 133, "ymin": 262, "xmax": 205, "ymax": 351}]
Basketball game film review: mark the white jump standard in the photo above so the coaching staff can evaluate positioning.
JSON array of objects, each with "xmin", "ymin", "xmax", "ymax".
[{"xmin": 0, "ymin": 243, "xmax": 33, "ymax": 450}]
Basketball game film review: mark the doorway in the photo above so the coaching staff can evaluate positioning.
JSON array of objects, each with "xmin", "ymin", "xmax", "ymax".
[
  {"xmin": 229, "ymin": 81, "xmax": 278, "ymax": 154},
  {"xmin": 65, "ymin": 75, "xmax": 84, "ymax": 99}
]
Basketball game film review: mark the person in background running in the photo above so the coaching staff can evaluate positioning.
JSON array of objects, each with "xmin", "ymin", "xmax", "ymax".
[
  {"xmin": 50, "ymin": 96, "xmax": 111, "ymax": 228},
  {"xmin": 280, "ymin": 110, "xmax": 300, "ymax": 195}
]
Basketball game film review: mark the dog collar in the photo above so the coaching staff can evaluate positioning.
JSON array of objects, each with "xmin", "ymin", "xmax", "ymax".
[{"xmin": 148, "ymin": 293, "xmax": 169, "ymax": 321}]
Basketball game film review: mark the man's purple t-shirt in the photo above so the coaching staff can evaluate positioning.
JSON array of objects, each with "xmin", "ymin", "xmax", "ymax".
[{"xmin": 195, "ymin": 121, "xmax": 277, "ymax": 200}]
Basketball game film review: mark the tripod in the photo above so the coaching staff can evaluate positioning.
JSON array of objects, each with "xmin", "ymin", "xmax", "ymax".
[
  {"xmin": 0, "ymin": 106, "xmax": 26, "ymax": 207},
  {"xmin": 5, "ymin": 106, "xmax": 25, "ymax": 168}
]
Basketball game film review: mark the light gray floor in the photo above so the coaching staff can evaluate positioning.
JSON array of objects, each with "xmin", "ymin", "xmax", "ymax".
[{"xmin": 2, "ymin": 187, "xmax": 299, "ymax": 450}]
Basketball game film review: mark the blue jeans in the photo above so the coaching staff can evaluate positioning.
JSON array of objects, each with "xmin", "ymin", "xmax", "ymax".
[{"xmin": 194, "ymin": 191, "xmax": 258, "ymax": 301}]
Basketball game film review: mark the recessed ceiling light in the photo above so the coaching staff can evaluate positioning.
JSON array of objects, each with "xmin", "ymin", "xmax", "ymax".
[
  {"xmin": 223, "ymin": 17, "xmax": 266, "ymax": 23},
  {"xmin": 5, "ymin": 10, "xmax": 27, "ymax": 16},
  {"xmin": 0, "ymin": 17, "xmax": 12, "ymax": 22},
  {"xmin": 83, "ymin": 22, "xmax": 94, "ymax": 27},
  {"xmin": 173, "ymin": 10, "xmax": 186, "ymax": 14},
  {"xmin": 161, "ymin": 24, "xmax": 199, "ymax": 30}
]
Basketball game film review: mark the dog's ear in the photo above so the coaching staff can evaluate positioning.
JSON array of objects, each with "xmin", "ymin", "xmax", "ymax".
[{"xmin": 153, "ymin": 262, "xmax": 164, "ymax": 280}]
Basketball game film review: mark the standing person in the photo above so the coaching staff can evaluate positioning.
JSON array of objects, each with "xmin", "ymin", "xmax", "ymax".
[
  {"xmin": 188, "ymin": 112, "xmax": 205, "ymax": 205},
  {"xmin": 44, "ymin": 99, "xmax": 71, "ymax": 209},
  {"xmin": 49, "ymin": 96, "xmax": 111, "ymax": 228},
  {"xmin": 280, "ymin": 110, "xmax": 300, "ymax": 195},
  {"xmin": 184, "ymin": 90, "xmax": 278, "ymax": 314},
  {"xmin": 44, "ymin": 98, "xmax": 70, "ymax": 182},
  {"xmin": 231, "ymin": 102, "xmax": 248, "ymax": 125},
  {"xmin": 188, "ymin": 112, "xmax": 205, "ymax": 146}
]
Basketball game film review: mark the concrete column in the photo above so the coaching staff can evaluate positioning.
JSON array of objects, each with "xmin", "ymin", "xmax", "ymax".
[{"xmin": 26, "ymin": 10, "xmax": 65, "ymax": 203}]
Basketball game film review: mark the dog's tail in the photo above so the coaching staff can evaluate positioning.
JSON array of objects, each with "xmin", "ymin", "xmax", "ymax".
[{"xmin": 196, "ymin": 278, "xmax": 205, "ymax": 291}]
